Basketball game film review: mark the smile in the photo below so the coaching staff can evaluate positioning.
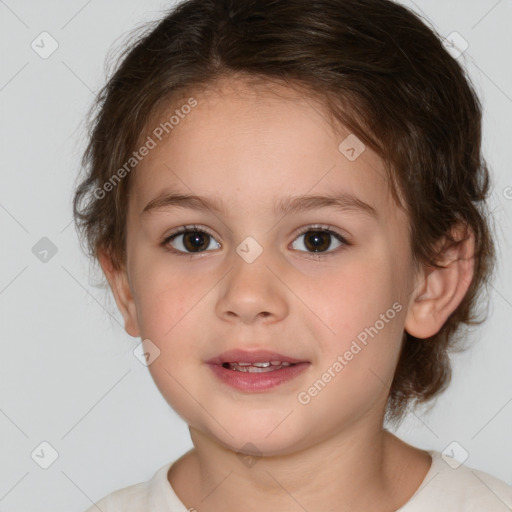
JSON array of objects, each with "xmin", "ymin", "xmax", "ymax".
[{"xmin": 222, "ymin": 361, "xmax": 295, "ymax": 372}]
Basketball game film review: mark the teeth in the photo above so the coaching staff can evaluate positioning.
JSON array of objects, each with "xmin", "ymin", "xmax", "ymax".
[{"xmin": 224, "ymin": 361, "xmax": 295, "ymax": 372}]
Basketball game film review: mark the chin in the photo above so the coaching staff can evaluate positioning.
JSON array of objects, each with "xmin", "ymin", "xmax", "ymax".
[{"xmin": 199, "ymin": 413, "xmax": 310, "ymax": 458}]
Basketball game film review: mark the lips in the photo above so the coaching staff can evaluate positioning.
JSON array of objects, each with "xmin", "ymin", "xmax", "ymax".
[{"xmin": 206, "ymin": 349, "xmax": 310, "ymax": 391}]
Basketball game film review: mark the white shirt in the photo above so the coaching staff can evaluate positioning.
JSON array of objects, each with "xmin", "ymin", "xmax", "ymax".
[{"xmin": 84, "ymin": 450, "xmax": 512, "ymax": 511}]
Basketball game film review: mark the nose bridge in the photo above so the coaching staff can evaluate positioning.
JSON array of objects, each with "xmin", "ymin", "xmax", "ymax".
[{"xmin": 215, "ymin": 237, "xmax": 288, "ymax": 324}]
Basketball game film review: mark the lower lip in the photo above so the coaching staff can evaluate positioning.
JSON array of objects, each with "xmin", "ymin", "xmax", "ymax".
[{"xmin": 207, "ymin": 362, "xmax": 310, "ymax": 392}]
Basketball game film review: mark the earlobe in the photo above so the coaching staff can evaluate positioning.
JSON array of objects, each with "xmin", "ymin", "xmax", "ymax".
[
  {"xmin": 98, "ymin": 251, "xmax": 140, "ymax": 337},
  {"xmin": 404, "ymin": 226, "xmax": 475, "ymax": 339}
]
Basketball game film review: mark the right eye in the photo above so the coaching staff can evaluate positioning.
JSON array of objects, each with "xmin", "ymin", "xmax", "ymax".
[{"xmin": 162, "ymin": 225, "xmax": 221, "ymax": 255}]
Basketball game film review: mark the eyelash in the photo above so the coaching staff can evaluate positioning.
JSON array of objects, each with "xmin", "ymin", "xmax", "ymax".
[{"xmin": 161, "ymin": 224, "xmax": 350, "ymax": 258}]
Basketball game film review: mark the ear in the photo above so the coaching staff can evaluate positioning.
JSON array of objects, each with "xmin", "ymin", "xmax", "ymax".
[
  {"xmin": 404, "ymin": 224, "xmax": 475, "ymax": 339},
  {"xmin": 98, "ymin": 250, "xmax": 140, "ymax": 337}
]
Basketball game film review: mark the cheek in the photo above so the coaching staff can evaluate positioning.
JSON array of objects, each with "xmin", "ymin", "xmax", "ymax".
[
  {"xmin": 132, "ymin": 265, "xmax": 209, "ymax": 421},
  {"xmin": 296, "ymin": 288, "xmax": 405, "ymax": 425},
  {"xmin": 301, "ymin": 256, "xmax": 406, "ymax": 399},
  {"xmin": 306, "ymin": 257, "xmax": 400, "ymax": 340},
  {"xmin": 131, "ymin": 254, "xmax": 211, "ymax": 339}
]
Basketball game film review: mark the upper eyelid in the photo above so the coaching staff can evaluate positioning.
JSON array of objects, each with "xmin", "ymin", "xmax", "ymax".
[
  {"xmin": 165, "ymin": 224, "xmax": 217, "ymax": 240},
  {"xmin": 164, "ymin": 224, "xmax": 346, "ymax": 239}
]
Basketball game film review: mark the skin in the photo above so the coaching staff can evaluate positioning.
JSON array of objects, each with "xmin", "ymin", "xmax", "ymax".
[{"xmin": 101, "ymin": 76, "xmax": 475, "ymax": 511}]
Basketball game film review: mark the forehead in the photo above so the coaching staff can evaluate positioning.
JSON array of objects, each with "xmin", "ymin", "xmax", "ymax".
[{"xmin": 131, "ymin": 77, "xmax": 403, "ymax": 224}]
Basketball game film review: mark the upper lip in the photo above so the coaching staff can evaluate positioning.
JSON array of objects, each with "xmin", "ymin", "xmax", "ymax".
[{"xmin": 206, "ymin": 349, "xmax": 307, "ymax": 365}]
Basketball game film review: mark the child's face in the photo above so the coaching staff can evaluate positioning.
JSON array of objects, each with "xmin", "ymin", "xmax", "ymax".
[{"xmin": 111, "ymin": 78, "xmax": 421, "ymax": 455}]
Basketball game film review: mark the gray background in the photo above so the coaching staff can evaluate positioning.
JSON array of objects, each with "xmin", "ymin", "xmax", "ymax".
[{"xmin": 0, "ymin": 0, "xmax": 511, "ymax": 510}]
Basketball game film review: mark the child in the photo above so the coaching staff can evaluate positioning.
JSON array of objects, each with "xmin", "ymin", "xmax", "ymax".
[{"xmin": 74, "ymin": 0, "xmax": 512, "ymax": 510}]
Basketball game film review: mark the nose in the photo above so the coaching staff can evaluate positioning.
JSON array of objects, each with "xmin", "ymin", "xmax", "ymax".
[{"xmin": 215, "ymin": 248, "xmax": 289, "ymax": 325}]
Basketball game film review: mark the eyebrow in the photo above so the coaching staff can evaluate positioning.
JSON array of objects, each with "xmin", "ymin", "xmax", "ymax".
[{"xmin": 142, "ymin": 191, "xmax": 377, "ymax": 218}]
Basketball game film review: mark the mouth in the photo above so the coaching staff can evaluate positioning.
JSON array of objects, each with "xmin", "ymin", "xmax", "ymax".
[
  {"xmin": 206, "ymin": 349, "xmax": 310, "ymax": 392},
  {"xmin": 221, "ymin": 360, "xmax": 297, "ymax": 372}
]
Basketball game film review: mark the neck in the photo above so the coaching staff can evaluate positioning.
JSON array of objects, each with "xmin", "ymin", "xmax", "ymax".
[{"xmin": 172, "ymin": 418, "xmax": 419, "ymax": 512}]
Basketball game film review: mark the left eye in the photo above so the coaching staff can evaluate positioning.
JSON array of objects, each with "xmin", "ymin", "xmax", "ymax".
[{"xmin": 291, "ymin": 228, "xmax": 346, "ymax": 253}]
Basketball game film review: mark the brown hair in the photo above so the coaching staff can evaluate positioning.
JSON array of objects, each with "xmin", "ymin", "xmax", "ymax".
[{"xmin": 73, "ymin": 0, "xmax": 496, "ymax": 426}]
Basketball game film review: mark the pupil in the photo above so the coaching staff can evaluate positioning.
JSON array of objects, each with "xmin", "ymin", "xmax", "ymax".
[
  {"xmin": 305, "ymin": 230, "xmax": 330, "ymax": 252},
  {"xmin": 184, "ymin": 231, "xmax": 209, "ymax": 252}
]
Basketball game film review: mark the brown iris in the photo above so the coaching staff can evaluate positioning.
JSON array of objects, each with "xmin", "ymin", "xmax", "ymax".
[
  {"xmin": 303, "ymin": 230, "xmax": 331, "ymax": 252},
  {"xmin": 182, "ymin": 231, "xmax": 210, "ymax": 252}
]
